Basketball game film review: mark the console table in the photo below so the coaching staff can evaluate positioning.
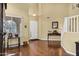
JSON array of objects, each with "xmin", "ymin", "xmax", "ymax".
[
  {"xmin": 47, "ymin": 32, "xmax": 61, "ymax": 47},
  {"xmin": 7, "ymin": 33, "xmax": 21, "ymax": 55},
  {"xmin": 47, "ymin": 33, "xmax": 61, "ymax": 39}
]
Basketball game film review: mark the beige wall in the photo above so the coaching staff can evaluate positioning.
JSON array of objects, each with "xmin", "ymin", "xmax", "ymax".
[
  {"xmin": 5, "ymin": 3, "xmax": 29, "ymax": 45},
  {"xmin": 38, "ymin": 3, "xmax": 69, "ymax": 39}
]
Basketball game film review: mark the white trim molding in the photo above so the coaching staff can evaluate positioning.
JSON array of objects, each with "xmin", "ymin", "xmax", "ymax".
[{"xmin": 61, "ymin": 41, "xmax": 76, "ymax": 56}]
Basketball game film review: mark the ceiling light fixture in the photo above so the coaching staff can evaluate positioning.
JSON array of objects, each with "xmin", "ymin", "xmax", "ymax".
[{"xmin": 32, "ymin": 14, "xmax": 36, "ymax": 16}]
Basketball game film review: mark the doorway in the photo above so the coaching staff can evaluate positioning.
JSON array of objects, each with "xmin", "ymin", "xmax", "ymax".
[{"xmin": 29, "ymin": 20, "xmax": 38, "ymax": 40}]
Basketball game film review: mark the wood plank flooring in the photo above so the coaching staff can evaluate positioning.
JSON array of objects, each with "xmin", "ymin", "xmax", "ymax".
[{"xmin": 5, "ymin": 40, "xmax": 73, "ymax": 56}]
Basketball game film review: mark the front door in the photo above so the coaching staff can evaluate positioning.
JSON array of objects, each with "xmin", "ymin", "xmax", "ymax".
[{"xmin": 29, "ymin": 20, "xmax": 38, "ymax": 39}]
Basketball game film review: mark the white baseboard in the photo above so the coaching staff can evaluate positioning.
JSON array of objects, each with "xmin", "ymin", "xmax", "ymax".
[{"xmin": 61, "ymin": 43, "xmax": 76, "ymax": 56}]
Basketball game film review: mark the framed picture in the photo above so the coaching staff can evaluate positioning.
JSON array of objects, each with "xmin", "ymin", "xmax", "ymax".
[{"xmin": 52, "ymin": 21, "xmax": 58, "ymax": 29}]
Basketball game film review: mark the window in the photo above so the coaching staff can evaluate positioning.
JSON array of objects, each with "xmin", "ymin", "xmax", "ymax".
[
  {"xmin": 3, "ymin": 19, "xmax": 17, "ymax": 34},
  {"xmin": 3, "ymin": 16, "xmax": 22, "ymax": 34}
]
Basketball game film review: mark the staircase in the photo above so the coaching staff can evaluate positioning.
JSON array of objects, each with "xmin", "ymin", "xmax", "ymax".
[{"xmin": 61, "ymin": 15, "xmax": 79, "ymax": 55}]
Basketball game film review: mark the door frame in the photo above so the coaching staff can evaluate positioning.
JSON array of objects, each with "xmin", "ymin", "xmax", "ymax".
[{"xmin": 28, "ymin": 19, "xmax": 39, "ymax": 40}]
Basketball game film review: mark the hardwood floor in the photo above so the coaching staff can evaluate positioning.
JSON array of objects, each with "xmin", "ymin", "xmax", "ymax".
[{"xmin": 5, "ymin": 40, "xmax": 73, "ymax": 56}]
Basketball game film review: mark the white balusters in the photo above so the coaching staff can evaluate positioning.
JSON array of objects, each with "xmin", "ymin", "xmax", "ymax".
[
  {"xmin": 64, "ymin": 17, "xmax": 68, "ymax": 32},
  {"xmin": 64, "ymin": 15, "xmax": 79, "ymax": 33},
  {"xmin": 67, "ymin": 17, "xmax": 69, "ymax": 32},
  {"xmin": 74, "ymin": 17, "xmax": 75, "ymax": 32},
  {"xmin": 70, "ymin": 17, "xmax": 72, "ymax": 32}
]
